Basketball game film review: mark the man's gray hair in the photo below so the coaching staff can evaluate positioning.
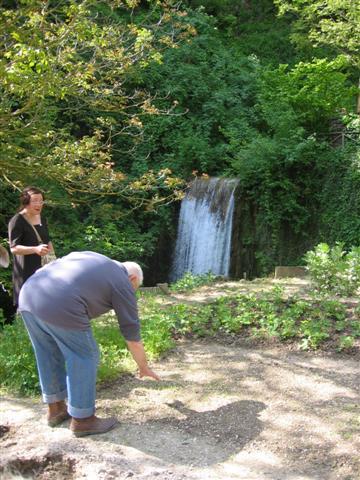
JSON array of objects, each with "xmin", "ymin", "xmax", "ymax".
[{"xmin": 122, "ymin": 261, "xmax": 144, "ymax": 285}]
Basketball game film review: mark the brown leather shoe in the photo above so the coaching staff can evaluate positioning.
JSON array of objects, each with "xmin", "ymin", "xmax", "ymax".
[
  {"xmin": 70, "ymin": 415, "xmax": 118, "ymax": 437},
  {"xmin": 47, "ymin": 400, "xmax": 70, "ymax": 427}
]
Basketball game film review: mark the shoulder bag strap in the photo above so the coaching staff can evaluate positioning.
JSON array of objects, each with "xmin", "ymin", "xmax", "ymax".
[{"xmin": 21, "ymin": 214, "xmax": 44, "ymax": 245}]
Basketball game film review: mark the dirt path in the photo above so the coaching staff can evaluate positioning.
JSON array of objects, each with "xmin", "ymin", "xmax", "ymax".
[{"xmin": 1, "ymin": 337, "xmax": 359, "ymax": 480}]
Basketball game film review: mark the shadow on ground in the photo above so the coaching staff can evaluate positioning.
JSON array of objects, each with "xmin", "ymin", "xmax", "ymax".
[{"xmin": 93, "ymin": 399, "xmax": 266, "ymax": 467}]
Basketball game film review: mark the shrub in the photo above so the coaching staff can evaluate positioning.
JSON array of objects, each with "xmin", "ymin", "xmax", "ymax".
[
  {"xmin": 337, "ymin": 335, "xmax": 355, "ymax": 351},
  {"xmin": 304, "ymin": 243, "xmax": 360, "ymax": 296}
]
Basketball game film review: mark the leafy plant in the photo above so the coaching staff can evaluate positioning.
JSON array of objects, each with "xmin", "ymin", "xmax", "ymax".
[
  {"xmin": 141, "ymin": 311, "xmax": 175, "ymax": 357},
  {"xmin": 170, "ymin": 272, "xmax": 218, "ymax": 293},
  {"xmin": 305, "ymin": 243, "xmax": 360, "ymax": 296},
  {"xmin": 299, "ymin": 317, "xmax": 330, "ymax": 350},
  {"xmin": 166, "ymin": 303, "xmax": 214, "ymax": 338},
  {"xmin": 337, "ymin": 335, "xmax": 355, "ymax": 351},
  {"xmin": 1, "ymin": 282, "xmax": 359, "ymax": 397},
  {"xmin": 350, "ymin": 319, "xmax": 360, "ymax": 338},
  {"xmin": 207, "ymin": 291, "xmax": 351, "ymax": 350}
]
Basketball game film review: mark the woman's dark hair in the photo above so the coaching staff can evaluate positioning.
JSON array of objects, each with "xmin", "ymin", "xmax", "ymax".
[{"xmin": 19, "ymin": 186, "xmax": 45, "ymax": 209}]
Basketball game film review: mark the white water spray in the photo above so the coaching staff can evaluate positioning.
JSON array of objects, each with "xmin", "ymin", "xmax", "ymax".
[{"xmin": 170, "ymin": 177, "xmax": 238, "ymax": 281}]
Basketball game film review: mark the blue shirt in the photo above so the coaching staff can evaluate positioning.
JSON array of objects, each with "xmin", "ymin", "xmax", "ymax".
[{"xmin": 18, "ymin": 251, "xmax": 140, "ymax": 341}]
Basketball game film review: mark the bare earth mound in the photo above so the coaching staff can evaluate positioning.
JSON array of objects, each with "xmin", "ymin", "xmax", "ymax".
[{"xmin": 1, "ymin": 279, "xmax": 359, "ymax": 480}]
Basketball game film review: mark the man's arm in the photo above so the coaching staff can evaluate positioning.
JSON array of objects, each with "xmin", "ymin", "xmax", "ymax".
[{"xmin": 126, "ymin": 340, "xmax": 160, "ymax": 381}]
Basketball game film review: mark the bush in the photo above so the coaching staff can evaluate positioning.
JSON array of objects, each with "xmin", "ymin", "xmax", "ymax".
[{"xmin": 304, "ymin": 243, "xmax": 360, "ymax": 296}]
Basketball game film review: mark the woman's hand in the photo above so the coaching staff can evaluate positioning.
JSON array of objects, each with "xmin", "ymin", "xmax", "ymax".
[{"xmin": 35, "ymin": 244, "xmax": 50, "ymax": 256}]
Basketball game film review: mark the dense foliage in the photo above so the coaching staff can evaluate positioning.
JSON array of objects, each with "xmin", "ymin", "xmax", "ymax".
[{"xmin": 0, "ymin": 0, "xmax": 359, "ymax": 295}]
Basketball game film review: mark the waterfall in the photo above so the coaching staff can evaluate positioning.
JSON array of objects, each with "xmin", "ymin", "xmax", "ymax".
[{"xmin": 170, "ymin": 177, "xmax": 238, "ymax": 281}]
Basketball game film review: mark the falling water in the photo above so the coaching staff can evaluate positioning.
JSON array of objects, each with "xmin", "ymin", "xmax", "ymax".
[{"xmin": 170, "ymin": 177, "xmax": 239, "ymax": 281}]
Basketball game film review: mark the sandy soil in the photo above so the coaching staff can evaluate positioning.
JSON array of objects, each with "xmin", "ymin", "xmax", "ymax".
[{"xmin": 1, "ymin": 279, "xmax": 359, "ymax": 480}]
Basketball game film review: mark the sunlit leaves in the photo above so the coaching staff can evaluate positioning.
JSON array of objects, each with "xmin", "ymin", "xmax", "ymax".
[
  {"xmin": 0, "ymin": 0, "xmax": 192, "ymax": 206},
  {"xmin": 274, "ymin": 0, "xmax": 360, "ymax": 65},
  {"xmin": 261, "ymin": 56, "xmax": 356, "ymax": 124}
]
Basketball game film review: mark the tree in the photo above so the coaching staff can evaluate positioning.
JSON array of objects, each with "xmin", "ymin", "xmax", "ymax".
[
  {"xmin": 274, "ymin": 0, "xmax": 360, "ymax": 112},
  {"xmin": 127, "ymin": 16, "xmax": 261, "ymax": 178},
  {"xmin": 0, "ymin": 0, "xmax": 193, "ymax": 205}
]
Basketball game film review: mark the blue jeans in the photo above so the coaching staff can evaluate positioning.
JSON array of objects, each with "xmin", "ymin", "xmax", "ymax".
[{"xmin": 21, "ymin": 311, "xmax": 100, "ymax": 418}]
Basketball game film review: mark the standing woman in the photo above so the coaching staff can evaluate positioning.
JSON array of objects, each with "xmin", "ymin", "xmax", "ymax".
[{"xmin": 8, "ymin": 186, "xmax": 55, "ymax": 308}]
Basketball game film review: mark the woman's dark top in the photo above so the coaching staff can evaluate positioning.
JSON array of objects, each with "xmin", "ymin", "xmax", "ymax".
[{"xmin": 8, "ymin": 213, "xmax": 51, "ymax": 306}]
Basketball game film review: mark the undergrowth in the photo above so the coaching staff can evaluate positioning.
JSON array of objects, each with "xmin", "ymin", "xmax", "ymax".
[
  {"xmin": 0, "ymin": 285, "xmax": 359, "ymax": 396},
  {"xmin": 163, "ymin": 288, "xmax": 360, "ymax": 350},
  {"xmin": 169, "ymin": 272, "xmax": 218, "ymax": 292}
]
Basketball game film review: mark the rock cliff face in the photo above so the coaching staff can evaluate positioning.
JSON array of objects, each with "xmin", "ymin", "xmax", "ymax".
[
  {"xmin": 230, "ymin": 186, "xmax": 317, "ymax": 279},
  {"xmin": 230, "ymin": 189, "xmax": 257, "ymax": 280},
  {"xmin": 147, "ymin": 177, "xmax": 317, "ymax": 286}
]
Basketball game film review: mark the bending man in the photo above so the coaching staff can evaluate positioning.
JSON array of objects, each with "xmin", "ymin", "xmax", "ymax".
[{"xmin": 18, "ymin": 251, "xmax": 160, "ymax": 437}]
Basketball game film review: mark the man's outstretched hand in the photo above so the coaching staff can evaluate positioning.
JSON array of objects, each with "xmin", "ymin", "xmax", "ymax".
[
  {"xmin": 126, "ymin": 340, "xmax": 161, "ymax": 381},
  {"xmin": 139, "ymin": 366, "xmax": 160, "ymax": 381}
]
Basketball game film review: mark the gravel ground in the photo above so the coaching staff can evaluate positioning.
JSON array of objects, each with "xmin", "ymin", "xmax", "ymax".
[
  {"xmin": 1, "ymin": 279, "xmax": 359, "ymax": 480},
  {"xmin": 1, "ymin": 338, "xmax": 359, "ymax": 480}
]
